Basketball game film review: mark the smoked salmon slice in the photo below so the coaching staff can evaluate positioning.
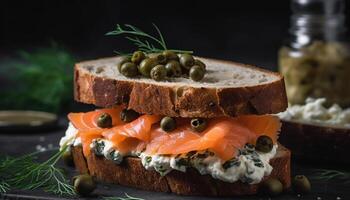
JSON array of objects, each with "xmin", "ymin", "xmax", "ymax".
[
  {"xmin": 68, "ymin": 107, "xmax": 124, "ymax": 130},
  {"xmin": 68, "ymin": 107, "xmax": 280, "ymax": 160}
]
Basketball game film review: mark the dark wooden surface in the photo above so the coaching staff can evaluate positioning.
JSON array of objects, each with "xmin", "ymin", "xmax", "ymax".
[{"xmin": 0, "ymin": 118, "xmax": 349, "ymax": 200}]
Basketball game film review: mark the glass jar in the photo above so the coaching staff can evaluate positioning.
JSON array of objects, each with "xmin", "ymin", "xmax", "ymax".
[{"xmin": 279, "ymin": 0, "xmax": 350, "ymax": 107}]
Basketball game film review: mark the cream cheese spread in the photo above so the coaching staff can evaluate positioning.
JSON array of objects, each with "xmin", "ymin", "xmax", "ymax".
[
  {"xmin": 278, "ymin": 98, "xmax": 350, "ymax": 127},
  {"xmin": 60, "ymin": 123, "xmax": 277, "ymax": 184}
]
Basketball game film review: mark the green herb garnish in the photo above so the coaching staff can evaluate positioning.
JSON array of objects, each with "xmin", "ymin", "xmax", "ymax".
[
  {"xmin": 0, "ymin": 44, "xmax": 75, "ymax": 113},
  {"xmin": 103, "ymin": 193, "xmax": 145, "ymax": 200},
  {"xmin": 106, "ymin": 24, "xmax": 193, "ymax": 55},
  {"xmin": 0, "ymin": 142, "xmax": 75, "ymax": 196},
  {"xmin": 310, "ymin": 169, "xmax": 350, "ymax": 184},
  {"xmin": 0, "ymin": 181, "xmax": 9, "ymax": 194}
]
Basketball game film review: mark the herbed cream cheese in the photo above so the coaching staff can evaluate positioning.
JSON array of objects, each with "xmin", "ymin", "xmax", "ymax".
[
  {"xmin": 60, "ymin": 123, "xmax": 277, "ymax": 184},
  {"xmin": 278, "ymin": 98, "xmax": 350, "ymax": 127},
  {"xmin": 59, "ymin": 123, "xmax": 81, "ymax": 150}
]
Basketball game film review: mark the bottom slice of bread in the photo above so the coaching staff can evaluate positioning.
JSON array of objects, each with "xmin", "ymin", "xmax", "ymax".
[{"xmin": 72, "ymin": 145, "xmax": 291, "ymax": 196}]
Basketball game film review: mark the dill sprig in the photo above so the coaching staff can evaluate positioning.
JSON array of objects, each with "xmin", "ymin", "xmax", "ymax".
[
  {"xmin": 0, "ymin": 181, "xmax": 9, "ymax": 194},
  {"xmin": 0, "ymin": 45, "xmax": 75, "ymax": 113},
  {"xmin": 106, "ymin": 24, "xmax": 193, "ymax": 55},
  {"xmin": 103, "ymin": 193, "xmax": 145, "ymax": 200},
  {"xmin": 0, "ymin": 143, "xmax": 75, "ymax": 196},
  {"xmin": 311, "ymin": 169, "xmax": 350, "ymax": 184}
]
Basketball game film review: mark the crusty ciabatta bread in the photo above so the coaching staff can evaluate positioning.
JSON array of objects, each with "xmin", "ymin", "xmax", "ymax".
[
  {"xmin": 71, "ymin": 145, "xmax": 291, "ymax": 196},
  {"xmin": 74, "ymin": 56, "xmax": 288, "ymax": 118}
]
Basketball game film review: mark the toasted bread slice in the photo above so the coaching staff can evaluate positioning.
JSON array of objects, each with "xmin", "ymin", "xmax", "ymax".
[
  {"xmin": 71, "ymin": 145, "xmax": 291, "ymax": 196},
  {"xmin": 74, "ymin": 56, "xmax": 287, "ymax": 118}
]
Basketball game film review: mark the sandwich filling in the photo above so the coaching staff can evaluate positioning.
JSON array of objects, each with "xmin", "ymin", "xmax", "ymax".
[{"xmin": 60, "ymin": 107, "xmax": 280, "ymax": 184}]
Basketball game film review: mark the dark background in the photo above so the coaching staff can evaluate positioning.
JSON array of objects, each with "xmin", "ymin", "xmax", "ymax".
[{"xmin": 2, "ymin": 0, "xmax": 349, "ymax": 70}]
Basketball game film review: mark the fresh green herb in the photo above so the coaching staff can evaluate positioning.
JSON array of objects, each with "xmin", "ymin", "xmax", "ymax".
[
  {"xmin": 222, "ymin": 158, "xmax": 241, "ymax": 170},
  {"xmin": 106, "ymin": 24, "xmax": 193, "ymax": 55},
  {"xmin": 103, "ymin": 193, "xmax": 145, "ymax": 200},
  {"xmin": 311, "ymin": 169, "xmax": 350, "ymax": 184},
  {"xmin": 0, "ymin": 142, "xmax": 75, "ymax": 196},
  {"xmin": 0, "ymin": 44, "xmax": 75, "ymax": 113},
  {"xmin": 0, "ymin": 181, "xmax": 9, "ymax": 194}
]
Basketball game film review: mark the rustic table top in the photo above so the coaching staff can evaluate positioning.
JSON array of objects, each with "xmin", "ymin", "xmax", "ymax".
[{"xmin": 0, "ymin": 118, "xmax": 349, "ymax": 200}]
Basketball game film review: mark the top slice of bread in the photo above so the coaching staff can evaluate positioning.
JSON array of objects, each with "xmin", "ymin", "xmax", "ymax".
[{"xmin": 74, "ymin": 56, "xmax": 287, "ymax": 118}]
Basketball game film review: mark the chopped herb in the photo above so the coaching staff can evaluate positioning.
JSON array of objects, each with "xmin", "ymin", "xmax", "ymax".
[
  {"xmin": 186, "ymin": 151, "xmax": 196, "ymax": 158},
  {"xmin": 93, "ymin": 140, "xmax": 105, "ymax": 156},
  {"xmin": 254, "ymin": 162, "xmax": 264, "ymax": 168},
  {"xmin": 222, "ymin": 158, "xmax": 241, "ymax": 170},
  {"xmin": 175, "ymin": 158, "xmax": 190, "ymax": 167}
]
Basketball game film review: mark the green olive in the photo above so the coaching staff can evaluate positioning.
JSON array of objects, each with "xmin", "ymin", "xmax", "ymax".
[
  {"xmin": 121, "ymin": 62, "xmax": 138, "ymax": 77},
  {"xmin": 73, "ymin": 174, "xmax": 96, "ymax": 196},
  {"xmin": 162, "ymin": 50, "xmax": 179, "ymax": 61},
  {"xmin": 117, "ymin": 56, "xmax": 131, "ymax": 73},
  {"xmin": 165, "ymin": 60, "xmax": 182, "ymax": 77},
  {"xmin": 131, "ymin": 51, "xmax": 146, "ymax": 64},
  {"xmin": 292, "ymin": 175, "xmax": 311, "ymax": 194},
  {"xmin": 62, "ymin": 150, "xmax": 74, "ymax": 167},
  {"xmin": 261, "ymin": 178, "xmax": 283, "ymax": 196},
  {"xmin": 160, "ymin": 116, "xmax": 176, "ymax": 132},
  {"xmin": 150, "ymin": 65, "xmax": 167, "ymax": 81},
  {"xmin": 120, "ymin": 109, "xmax": 140, "ymax": 122},
  {"xmin": 191, "ymin": 118, "xmax": 207, "ymax": 132},
  {"xmin": 255, "ymin": 135, "xmax": 273, "ymax": 153},
  {"xmin": 96, "ymin": 113, "xmax": 113, "ymax": 128},
  {"xmin": 152, "ymin": 54, "xmax": 167, "ymax": 64},
  {"xmin": 139, "ymin": 58, "xmax": 157, "ymax": 77},
  {"xmin": 189, "ymin": 65, "xmax": 205, "ymax": 81},
  {"xmin": 179, "ymin": 54, "xmax": 195, "ymax": 69},
  {"xmin": 194, "ymin": 59, "xmax": 206, "ymax": 70}
]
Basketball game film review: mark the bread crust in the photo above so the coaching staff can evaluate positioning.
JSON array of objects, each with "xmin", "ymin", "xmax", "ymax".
[
  {"xmin": 74, "ymin": 57, "xmax": 288, "ymax": 118},
  {"xmin": 71, "ymin": 145, "xmax": 291, "ymax": 196},
  {"xmin": 280, "ymin": 120, "xmax": 350, "ymax": 164}
]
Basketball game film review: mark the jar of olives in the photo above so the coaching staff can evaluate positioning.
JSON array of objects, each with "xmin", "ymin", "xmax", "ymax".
[{"xmin": 279, "ymin": 0, "xmax": 350, "ymax": 107}]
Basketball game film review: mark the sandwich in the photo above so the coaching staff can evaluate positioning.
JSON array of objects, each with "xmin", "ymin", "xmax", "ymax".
[{"xmin": 60, "ymin": 54, "xmax": 291, "ymax": 196}]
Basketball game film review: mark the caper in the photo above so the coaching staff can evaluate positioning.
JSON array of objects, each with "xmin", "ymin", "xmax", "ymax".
[
  {"xmin": 73, "ymin": 174, "xmax": 96, "ymax": 196},
  {"xmin": 292, "ymin": 175, "xmax": 311, "ymax": 194},
  {"xmin": 62, "ymin": 150, "xmax": 74, "ymax": 167},
  {"xmin": 189, "ymin": 65, "xmax": 205, "ymax": 81},
  {"xmin": 152, "ymin": 53, "xmax": 167, "ymax": 65},
  {"xmin": 121, "ymin": 62, "xmax": 138, "ymax": 77},
  {"xmin": 194, "ymin": 59, "xmax": 206, "ymax": 70},
  {"xmin": 190, "ymin": 118, "xmax": 207, "ymax": 132},
  {"xmin": 255, "ymin": 135, "xmax": 273, "ymax": 153},
  {"xmin": 131, "ymin": 51, "xmax": 146, "ymax": 64},
  {"xmin": 162, "ymin": 50, "xmax": 179, "ymax": 61},
  {"xmin": 120, "ymin": 109, "xmax": 140, "ymax": 122},
  {"xmin": 165, "ymin": 60, "xmax": 182, "ymax": 77},
  {"xmin": 150, "ymin": 65, "xmax": 167, "ymax": 81},
  {"xmin": 145, "ymin": 156, "xmax": 152, "ymax": 163},
  {"xmin": 260, "ymin": 178, "xmax": 283, "ymax": 196},
  {"xmin": 97, "ymin": 113, "xmax": 113, "ymax": 128},
  {"xmin": 160, "ymin": 116, "xmax": 176, "ymax": 132},
  {"xmin": 179, "ymin": 54, "xmax": 195, "ymax": 69},
  {"xmin": 139, "ymin": 58, "xmax": 157, "ymax": 77},
  {"xmin": 117, "ymin": 56, "xmax": 131, "ymax": 73}
]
